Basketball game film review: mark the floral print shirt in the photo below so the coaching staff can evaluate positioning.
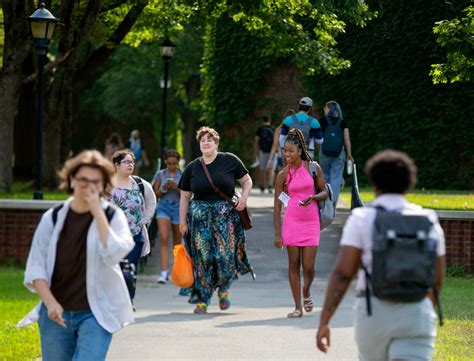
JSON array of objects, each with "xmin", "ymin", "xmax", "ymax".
[{"xmin": 110, "ymin": 183, "xmax": 144, "ymax": 236}]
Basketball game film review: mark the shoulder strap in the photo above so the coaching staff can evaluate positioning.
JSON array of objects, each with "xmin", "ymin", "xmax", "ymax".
[
  {"xmin": 199, "ymin": 158, "xmax": 235, "ymax": 207},
  {"xmin": 132, "ymin": 175, "xmax": 145, "ymax": 196},
  {"xmin": 291, "ymin": 114, "xmax": 298, "ymax": 125},
  {"xmin": 52, "ymin": 204, "xmax": 115, "ymax": 225},
  {"xmin": 304, "ymin": 115, "xmax": 312, "ymax": 126},
  {"xmin": 308, "ymin": 161, "xmax": 318, "ymax": 177},
  {"xmin": 52, "ymin": 204, "xmax": 64, "ymax": 225}
]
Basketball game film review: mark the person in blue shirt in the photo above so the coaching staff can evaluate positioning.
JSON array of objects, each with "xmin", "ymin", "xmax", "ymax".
[{"xmin": 279, "ymin": 97, "xmax": 324, "ymax": 158}]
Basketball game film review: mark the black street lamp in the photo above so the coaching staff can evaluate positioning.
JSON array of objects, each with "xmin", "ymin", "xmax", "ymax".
[
  {"xmin": 159, "ymin": 38, "xmax": 176, "ymax": 168},
  {"xmin": 28, "ymin": 3, "xmax": 58, "ymax": 200}
]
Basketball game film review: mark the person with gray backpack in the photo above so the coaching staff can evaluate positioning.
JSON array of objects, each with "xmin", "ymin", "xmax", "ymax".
[
  {"xmin": 319, "ymin": 101, "xmax": 354, "ymax": 203},
  {"xmin": 316, "ymin": 150, "xmax": 446, "ymax": 361}
]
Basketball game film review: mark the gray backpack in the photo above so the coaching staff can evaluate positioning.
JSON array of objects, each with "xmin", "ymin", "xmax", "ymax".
[
  {"xmin": 308, "ymin": 161, "xmax": 336, "ymax": 230},
  {"xmin": 362, "ymin": 207, "xmax": 443, "ymax": 324}
]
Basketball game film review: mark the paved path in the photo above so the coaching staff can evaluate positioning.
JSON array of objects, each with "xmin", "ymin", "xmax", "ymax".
[{"xmin": 108, "ymin": 190, "xmax": 357, "ymax": 360}]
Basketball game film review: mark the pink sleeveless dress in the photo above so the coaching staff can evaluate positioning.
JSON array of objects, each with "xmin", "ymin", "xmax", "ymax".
[{"xmin": 282, "ymin": 162, "xmax": 320, "ymax": 247}]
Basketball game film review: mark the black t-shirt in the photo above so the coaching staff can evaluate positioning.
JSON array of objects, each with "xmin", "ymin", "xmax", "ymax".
[
  {"xmin": 51, "ymin": 209, "xmax": 93, "ymax": 311},
  {"xmin": 179, "ymin": 152, "xmax": 248, "ymax": 201},
  {"xmin": 319, "ymin": 116, "xmax": 347, "ymax": 132}
]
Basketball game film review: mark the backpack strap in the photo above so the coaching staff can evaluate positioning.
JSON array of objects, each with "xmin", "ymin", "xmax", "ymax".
[
  {"xmin": 132, "ymin": 175, "xmax": 145, "ymax": 197},
  {"xmin": 52, "ymin": 204, "xmax": 115, "ymax": 225},
  {"xmin": 52, "ymin": 204, "xmax": 64, "ymax": 225}
]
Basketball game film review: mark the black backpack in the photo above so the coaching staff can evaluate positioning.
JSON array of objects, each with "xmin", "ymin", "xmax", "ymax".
[
  {"xmin": 259, "ymin": 125, "xmax": 274, "ymax": 153},
  {"xmin": 131, "ymin": 175, "xmax": 145, "ymax": 196},
  {"xmin": 362, "ymin": 207, "xmax": 443, "ymax": 325}
]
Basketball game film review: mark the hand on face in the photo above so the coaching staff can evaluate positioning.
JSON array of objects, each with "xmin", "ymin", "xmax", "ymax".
[{"xmin": 72, "ymin": 166, "xmax": 104, "ymax": 215}]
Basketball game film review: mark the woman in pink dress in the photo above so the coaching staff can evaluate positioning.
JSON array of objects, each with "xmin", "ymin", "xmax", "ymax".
[{"xmin": 273, "ymin": 128, "xmax": 328, "ymax": 318}]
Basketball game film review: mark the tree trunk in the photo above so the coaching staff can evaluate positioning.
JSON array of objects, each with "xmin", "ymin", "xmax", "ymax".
[
  {"xmin": 0, "ymin": 0, "xmax": 34, "ymax": 192},
  {"xmin": 182, "ymin": 75, "xmax": 201, "ymax": 163}
]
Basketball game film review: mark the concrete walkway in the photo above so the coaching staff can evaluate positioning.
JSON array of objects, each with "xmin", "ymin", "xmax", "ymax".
[{"xmin": 108, "ymin": 190, "xmax": 357, "ymax": 360}]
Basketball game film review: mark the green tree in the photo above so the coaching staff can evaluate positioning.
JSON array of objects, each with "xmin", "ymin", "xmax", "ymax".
[{"xmin": 430, "ymin": 4, "xmax": 474, "ymax": 84}]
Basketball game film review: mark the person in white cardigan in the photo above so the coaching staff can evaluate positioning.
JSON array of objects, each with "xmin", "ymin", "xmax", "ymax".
[
  {"xmin": 110, "ymin": 149, "xmax": 156, "ymax": 305},
  {"xmin": 19, "ymin": 150, "xmax": 135, "ymax": 361}
]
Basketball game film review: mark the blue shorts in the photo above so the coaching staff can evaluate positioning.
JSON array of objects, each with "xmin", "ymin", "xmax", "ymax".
[{"xmin": 156, "ymin": 199, "xmax": 180, "ymax": 224}]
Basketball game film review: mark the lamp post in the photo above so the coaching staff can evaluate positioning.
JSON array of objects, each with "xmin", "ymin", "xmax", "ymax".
[
  {"xmin": 28, "ymin": 3, "xmax": 58, "ymax": 200},
  {"xmin": 159, "ymin": 38, "xmax": 176, "ymax": 168}
]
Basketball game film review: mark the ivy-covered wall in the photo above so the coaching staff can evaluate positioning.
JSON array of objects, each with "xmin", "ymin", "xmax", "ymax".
[{"xmin": 305, "ymin": 0, "xmax": 474, "ymax": 189}]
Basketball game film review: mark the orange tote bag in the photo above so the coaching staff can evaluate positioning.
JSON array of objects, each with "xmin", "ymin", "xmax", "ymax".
[{"xmin": 171, "ymin": 244, "xmax": 194, "ymax": 288}]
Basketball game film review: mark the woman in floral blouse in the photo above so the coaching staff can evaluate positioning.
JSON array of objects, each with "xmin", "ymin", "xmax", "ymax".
[{"xmin": 110, "ymin": 150, "xmax": 156, "ymax": 305}]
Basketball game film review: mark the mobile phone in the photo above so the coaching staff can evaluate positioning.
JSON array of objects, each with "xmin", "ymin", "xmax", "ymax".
[{"xmin": 166, "ymin": 177, "xmax": 173, "ymax": 183}]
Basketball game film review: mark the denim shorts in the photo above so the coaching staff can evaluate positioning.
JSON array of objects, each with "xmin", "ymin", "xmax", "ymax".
[{"xmin": 156, "ymin": 199, "xmax": 180, "ymax": 224}]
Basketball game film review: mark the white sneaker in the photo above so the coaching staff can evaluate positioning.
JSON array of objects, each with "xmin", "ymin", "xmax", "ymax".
[{"xmin": 157, "ymin": 271, "xmax": 169, "ymax": 284}]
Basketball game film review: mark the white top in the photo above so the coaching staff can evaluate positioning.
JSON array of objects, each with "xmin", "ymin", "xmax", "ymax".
[
  {"xmin": 18, "ymin": 198, "xmax": 135, "ymax": 333},
  {"xmin": 340, "ymin": 194, "xmax": 446, "ymax": 291},
  {"xmin": 137, "ymin": 178, "xmax": 157, "ymax": 257}
]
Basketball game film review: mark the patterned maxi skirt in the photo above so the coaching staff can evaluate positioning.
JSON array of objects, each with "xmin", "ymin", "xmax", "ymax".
[{"xmin": 179, "ymin": 200, "xmax": 254, "ymax": 305}]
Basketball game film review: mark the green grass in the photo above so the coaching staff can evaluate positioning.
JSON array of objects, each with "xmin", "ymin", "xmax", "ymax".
[
  {"xmin": 0, "ymin": 180, "xmax": 67, "ymax": 200},
  {"xmin": 435, "ymin": 276, "xmax": 474, "ymax": 360},
  {"xmin": 0, "ymin": 267, "xmax": 41, "ymax": 360},
  {"xmin": 340, "ymin": 187, "xmax": 474, "ymax": 210}
]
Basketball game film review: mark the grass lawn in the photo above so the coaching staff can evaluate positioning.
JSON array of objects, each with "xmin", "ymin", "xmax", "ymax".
[
  {"xmin": 340, "ymin": 187, "xmax": 474, "ymax": 210},
  {"xmin": 0, "ymin": 267, "xmax": 41, "ymax": 361},
  {"xmin": 435, "ymin": 276, "xmax": 474, "ymax": 360},
  {"xmin": 0, "ymin": 267, "xmax": 472, "ymax": 360}
]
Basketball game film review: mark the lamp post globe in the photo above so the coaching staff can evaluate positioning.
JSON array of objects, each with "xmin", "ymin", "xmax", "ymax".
[
  {"xmin": 28, "ymin": 3, "xmax": 58, "ymax": 200},
  {"xmin": 159, "ymin": 38, "xmax": 176, "ymax": 168}
]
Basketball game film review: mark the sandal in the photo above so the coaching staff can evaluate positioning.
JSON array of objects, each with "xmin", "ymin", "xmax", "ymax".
[
  {"xmin": 303, "ymin": 296, "xmax": 314, "ymax": 313},
  {"xmin": 218, "ymin": 290, "xmax": 231, "ymax": 311},
  {"xmin": 287, "ymin": 309, "xmax": 303, "ymax": 318},
  {"xmin": 193, "ymin": 302, "xmax": 207, "ymax": 314}
]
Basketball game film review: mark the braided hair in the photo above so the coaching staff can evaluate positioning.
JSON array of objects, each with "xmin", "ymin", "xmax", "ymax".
[{"xmin": 285, "ymin": 128, "xmax": 313, "ymax": 162}]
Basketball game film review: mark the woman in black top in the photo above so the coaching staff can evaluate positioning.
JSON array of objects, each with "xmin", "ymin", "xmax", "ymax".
[{"xmin": 178, "ymin": 126, "xmax": 254, "ymax": 314}]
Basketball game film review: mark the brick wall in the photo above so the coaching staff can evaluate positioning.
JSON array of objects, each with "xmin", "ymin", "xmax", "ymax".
[
  {"xmin": 1, "ymin": 202, "xmax": 473, "ymax": 272},
  {"xmin": 0, "ymin": 209, "xmax": 43, "ymax": 264},
  {"xmin": 440, "ymin": 218, "xmax": 474, "ymax": 273}
]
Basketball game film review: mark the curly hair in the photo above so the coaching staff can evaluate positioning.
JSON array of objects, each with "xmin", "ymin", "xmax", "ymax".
[
  {"xmin": 111, "ymin": 149, "xmax": 135, "ymax": 165},
  {"xmin": 57, "ymin": 150, "xmax": 115, "ymax": 196},
  {"xmin": 285, "ymin": 128, "xmax": 313, "ymax": 161},
  {"xmin": 196, "ymin": 126, "xmax": 220, "ymax": 144},
  {"xmin": 364, "ymin": 149, "xmax": 417, "ymax": 194}
]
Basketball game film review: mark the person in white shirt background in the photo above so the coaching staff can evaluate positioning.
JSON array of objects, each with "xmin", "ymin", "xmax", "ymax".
[
  {"xmin": 316, "ymin": 149, "xmax": 446, "ymax": 361},
  {"xmin": 19, "ymin": 150, "xmax": 134, "ymax": 361}
]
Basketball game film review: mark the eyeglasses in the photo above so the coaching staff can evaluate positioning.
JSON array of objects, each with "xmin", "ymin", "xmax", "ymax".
[
  {"xmin": 75, "ymin": 177, "xmax": 102, "ymax": 186},
  {"xmin": 120, "ymin": 160, "xmax": 135, "ymax": 165}
]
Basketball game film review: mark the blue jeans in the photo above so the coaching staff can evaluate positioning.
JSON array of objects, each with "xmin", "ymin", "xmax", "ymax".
[
  {"xmin": 319, "ymin": 149, "xmax": 345, "ymax": 203},
  {"xmin": 38, "ymin": 304, "xmax": 112, "ymax": 361}
]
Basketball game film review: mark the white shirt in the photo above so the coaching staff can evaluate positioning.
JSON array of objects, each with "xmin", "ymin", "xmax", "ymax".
[
  {"xmin": 18, "ymin": 198, "xmax": 135, "ymax": 333},
  {"xmin": 137, "ymin": 178, "xmax": 157, "ymax": 257},
  {"xmin": 340, "ymin": 194, "xmax": 446, "ymax": 291}
]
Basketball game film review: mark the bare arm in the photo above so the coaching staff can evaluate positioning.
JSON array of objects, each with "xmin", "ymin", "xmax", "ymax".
[
  {"xmin": 268, "ymin": 126, "xmax": 282, "ymax": 169},
  {"xmin": 179, "ymin": 191, "xmax": 192, "ymax": 236},
  {"xmin": 236, "ymin": 174, "xmax": 253, "ymax": 211},
  {"xmin": 141, "ymin": 150, "xmax": 150, "ymax": 167},
  {"xmin": 428, "ymin": 255, "xmax": 446, "ymax": 304},
  {"xmin": 300, "ymin": 163, "xmax": 328, "ymax": 206},
  {"xmin": 316, "ymin": 245, "xmax": 362, "ymax": 353},
  {"xmin": 273, "ymin": 169, "xmax": 287, "ymax": 248},
  {"xmin": 33, "ymin": 280, "xmax": 66, "ymax": 328},
  {"xmin": 253, "ymin": 136, "xmax": 260, "ymax": 159},
  {"xmin": 343, "ymin": 128, "xmax": 354, "ymax": 162}
]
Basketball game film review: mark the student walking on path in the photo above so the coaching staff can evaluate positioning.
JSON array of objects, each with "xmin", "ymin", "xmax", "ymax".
[
  {"xmin": 178, "ymin": 126, "xmax": 254, "ymax": 314},
  {"xmin": 153, "ymin": 149, "xmax": 183, "ymax": 284},
  {"xmin": 316, "ymin": 150, "xmax": 446, "ymax": 360},
  {"xmin": 254, "ymin": 115, "xmax": 275, "ymax": 193},
  {"xmin": 19, "ymin": 150, "xmax": 135, "ymax": 360},
  {"xmin": 279, "ymin": 97, "xmax": 323, "ymax": 158},
  {"xmin": 319, "ymin": 101, "xmax": 354, "ymax": 203},
  {"xmin": 110, "ymin": 150, "xmax": 156, "ymax": 305},
  {"xmin": 273, "ymin": 128, "xmax": 328, "ymax": 318}
]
